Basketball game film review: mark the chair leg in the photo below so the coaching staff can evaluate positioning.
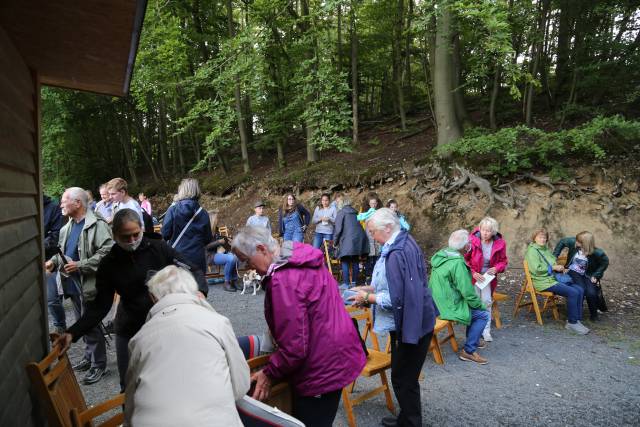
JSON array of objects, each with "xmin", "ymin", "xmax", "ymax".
[
  {"xmin": 530, "ymin": 290, "xmax": 544, "ymax": 325},
  {"xmin": 550, "ymin": 297, "xmax": 560, "ymax": 320},
  {"xmin": 446, "ymin": 323, "xmax": 459, "ymax": 353},
  {"xmin": 430, "ymin": 335, "xmax": 444, "ymax": 365},
  {"xmin": 342, "ymin": 387, "xmax": 357, "ymax": 427},
  {"xmin": 493, "ymin": 301, "xmax": 502, "ymax": 329},
  {"xmin": 513, "ymin": 283, "xmax": 526, "ymax": 317},
  {"xmin": 379, "ymin": 371, "xmax": 395, "ymax": 414}
]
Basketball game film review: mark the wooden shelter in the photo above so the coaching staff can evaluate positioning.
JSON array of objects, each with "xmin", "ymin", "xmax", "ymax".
[{"xmin": 0, "ymin": 1, "xmax": 146, "ymax": 424}]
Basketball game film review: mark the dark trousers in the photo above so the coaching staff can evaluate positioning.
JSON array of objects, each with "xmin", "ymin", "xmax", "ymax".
[
  {"xmin": 340, "ymin": 255, "xmax": 360, "ymax": 286},
  {"xmin": 70, "ymin": 294, "xmax": 106, "ymax": 369},
  {"xmin": 389, "ymin": 331, "xmax": 432, "ymax": 427},
  {"xmin": 46, "ymin": 273, "xmax": 66, "ymax": 329},
  {"xmin": 364, "ymin": 256, "xmax": 379, "ymax": 282},
  {"xmin": 568, "ymin": 270, "xmax": 599, "ymax": 318},
  {"xmin": 115, "ymin": 334, "xmax": 130, "ymax": 392},
  {"xmin": 292, "ymin": 389, "xmax": 342, "ymax": 427}
]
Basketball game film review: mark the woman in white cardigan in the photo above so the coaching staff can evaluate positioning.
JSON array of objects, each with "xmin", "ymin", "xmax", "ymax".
[{"xmin": 124, "ymin": 266, "xmax": 250, "ymax": 427}]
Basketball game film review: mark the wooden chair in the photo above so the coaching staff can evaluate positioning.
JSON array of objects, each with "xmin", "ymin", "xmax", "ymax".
[
  {"xmin": 218, "ymin": 225, "xmax": 230, "ymax": 238},
  {"xmin": 25, "ymin": 339, "xmax": 124, "ymax": 427},
  {"xmin": 513, "ymin": 260, "xmax": 560, "ymax": 325},
  {"xmin": 491, "ymin": 292, "xmax": 509, "ymax": 329},
  {"xmin": 70, "ymin": 394, "xmax": 125, "ymax": 427},
  {"xmin": 428, "ymin": 317, "xmax": 459, "ymax": 365},
  {"xmin": 247, "ymin": 354, "xmax": 293, "ymax": 415},
  {"xmin": 153, "ymin": 224, "xmax": 161, "ymax": 233},
  {"xmin": 323, "ymin": 240, "xmax": 341, "ymax": 280},
  {"xmin": 342, "ymin": 306, "xmax": 395, "ymax": 427}
]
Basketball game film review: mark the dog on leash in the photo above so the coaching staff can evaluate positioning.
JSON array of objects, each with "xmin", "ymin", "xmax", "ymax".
[{"xmin": 241, "ymin": 270, "xmax": 262, "ymax": 295}]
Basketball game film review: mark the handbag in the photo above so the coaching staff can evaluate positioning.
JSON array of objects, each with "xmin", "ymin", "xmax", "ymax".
[
  {"xmin": 535, "ymin": 248, "xmax": 573, "ymax": 284},
  {"xmin": 595, "ymin": 281, "xmax": 608, "ymax": 312},
  {"xmin": 171, "ymin": 206, "xmax": 203, "ymax": 248}
]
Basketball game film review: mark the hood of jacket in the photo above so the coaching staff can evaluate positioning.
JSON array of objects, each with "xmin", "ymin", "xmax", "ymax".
[
  {"xmin": 431, "ymin": 247, "xmax": 465, "ymax": 268},
  {"xmin": 470, "ymin": 227, "xmax": 505, "ymax": 249},
  {"xmin": 340, "ymin": 205, "xmax": 358, "ymax": 216},
  {"xmin": 148, "ymin": 293, "xmax": 215, "ymax": 321},
  {"xmin": 173, "ymin": 198, "xmax": 201, "ymax": 218},
  {"xmin": 278, "ymin": 241, "xmax": 324, "ymax": 270},
  {"xmin": 43, "ymin": 195, "xmax": 52, "ymax": 206}
]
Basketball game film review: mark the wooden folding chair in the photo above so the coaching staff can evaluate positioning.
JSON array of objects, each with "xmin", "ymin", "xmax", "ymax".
[
  {"xmin": 323, "ymin": 240, "xmax": 341, "ymax": 280},
  {"xmin": 513, "ymin": 261, "xmax": 560, "ymax": 325},
  {"xmin": 342, "ymin": 306, "xmax": 395, "ymax": 427},
  {"xmin": 247, "ymin": 354, "xmax": 293, "ymax": 415},
  {"xmin": 492, "ymin": 292, "xmax": 509, "ymax": 329},
  {"xmin": 428, "ymin": 317, "xmax": 459, "ymax": 365},
  {"xmin": 70, "ymin": 395, "xmax": 125, "ymax": 427},
  {"xmin": 25, "ymin": 339, "xmax": 124, "ymax": 427},
  {"xmin": 218, "ymin": 226, "xmax": 230, "ymax": 238}
]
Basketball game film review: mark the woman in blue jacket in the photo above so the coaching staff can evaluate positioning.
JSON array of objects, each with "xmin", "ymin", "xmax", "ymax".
[
  {"xmin": 161, "ymin": 178, "xmax": 213, "ymax": 273},
  {"xmin": 277, "ymin": 193, "xmax": 311, "ymax": 242}
]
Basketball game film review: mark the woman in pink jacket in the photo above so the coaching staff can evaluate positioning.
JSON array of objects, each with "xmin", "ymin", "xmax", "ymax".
[
  {"xmin": 232, "ymin": 226, "xmax": 366, "ymax": 427},
  {"xmin": 464, "ymin": 217, "xmax": 508, "ymax": 342}
]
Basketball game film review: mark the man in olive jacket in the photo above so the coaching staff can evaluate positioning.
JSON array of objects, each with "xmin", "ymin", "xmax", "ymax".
[
  {"xmin": 46, "ymin": 187, "xmax": 113, "ymax": 385},
  {"xmin": 429, "ymin": 229, "xmax": 489, "ymax": 365}
]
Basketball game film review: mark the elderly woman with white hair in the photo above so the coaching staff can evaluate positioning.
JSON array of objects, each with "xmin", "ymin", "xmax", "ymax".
[
  {"xmin": 350, "ymin": 208, "xmax": 436, "ymax": 427},
  {"xmin": 161, "ymin": 178, "xmax": 213, "ymax": 273},
  {"xmin": 124, "ymin": 265, "xmax": 249, "ymax": 427},
  {"xmin": 430, "ymin": 230, "xmax": 489, "ymax": 365},
  {"xmin": 464, "ymin": 216, "xmax": 508, "ymax": 342},
  {"xmin": 231, "ymin": 226, "xmax": 366, "ymax": 427}
]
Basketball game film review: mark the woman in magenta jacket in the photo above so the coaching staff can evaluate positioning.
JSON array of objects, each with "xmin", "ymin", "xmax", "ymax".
[
  {"xmin": 464, "ymin": 217, "xmax": 508, "ymax": 342},
  {"xmin": 231, "ymin": 226, "xmax": 366, "ymax": 427}
]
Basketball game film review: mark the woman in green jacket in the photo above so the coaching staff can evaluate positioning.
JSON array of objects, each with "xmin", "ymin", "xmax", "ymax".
[
  {"xmin": 525, "ymin": 228, "xmax": 589, "ymax": 335},
  {"xmin": 553, "ymin": 232, "xmax": 609, "ymax": 321}
]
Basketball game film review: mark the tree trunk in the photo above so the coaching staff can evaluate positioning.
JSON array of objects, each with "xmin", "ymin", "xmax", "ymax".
[
  {"xmin": 350, "ymin": 0, "xmax": 358, "ymax": 144},
  {"xmin": 227, "ymin": 0, "xmax": 251, "ymax": 173},
  {"xmin": 132, "ymin": 110, "xmax": 160, "ymax": 182},
  {"xmin": 394, "ymin": 0, "xmax": 407, "ymax": 130},
  {"xmin": 158, "ymin": 97, "xmax": 168, "ymax": 174},
  {"xmin": 433, "ymin": 1, "xmax": 462, "ymax": 146},
  {"xmin": 302, "ymin": 0, "xmax": 318, "ymax": 163},
  {"xmin": 405, "ymin": 0, "xmax": 414, "ymax": 96},
  {"xmin": 452, "ymin": 31, "xmax": 469, "ymax": 126},
  {"xmin": 118, "ymin": 113, "xmax": 138, "ymax": 186},
  {"xmin": 337, "ymin": 4, "xmax": 342, "ymax": 74},
  {"xmin": 489, "ymin": 62, "xmax": 501, "ymax": 130},
  {"xmin": 525, "ymin": 0, "xmax": 549, "ymax": 126}
]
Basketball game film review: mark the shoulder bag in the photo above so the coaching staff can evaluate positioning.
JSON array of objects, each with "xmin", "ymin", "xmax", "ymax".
[
  {"xmin": 535, "ymin": 248, "xmax": 573, "ymax": 284},
  {"xmin": 171, "ymin": 207, "xmax": 203, "ymax": 248}
]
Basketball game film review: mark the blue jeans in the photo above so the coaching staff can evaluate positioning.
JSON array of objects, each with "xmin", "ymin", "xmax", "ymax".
[
  {"xmin": 464, "ymin": 309, "xmax": 490, "ymax": 353},
  {"xmin": 213, "ymin": 253, "xmax": 238, "ymax": 282},
  {"xmin": 341, "ymin": 256, "xmax": 360, "ymax": 287},
  {"xmin": 568, "ymin": 271, "xmax": 598, "ymax": 319},
  {"xmin": 284, "ymin": 230, "xmax": 304, "ymax": 242},
  {"xmin": 547, "ymin": 282, "xmax": 584, "ymax": 323},
  {"xmin": 46, "ymin": 272, "xmax": 66, "ymax": 329},
  {"xmin": 312, "ymin": 232, "xmax": 333, "ymax": 249}
]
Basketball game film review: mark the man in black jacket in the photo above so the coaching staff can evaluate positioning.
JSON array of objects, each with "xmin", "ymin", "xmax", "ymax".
[
  {"xmin": 43, "ymin": 195, "xmax": 64, "ymax": 332},
  {"xmin": 55, "ymin": 208, "xmax": 207, "ymax": 390}
]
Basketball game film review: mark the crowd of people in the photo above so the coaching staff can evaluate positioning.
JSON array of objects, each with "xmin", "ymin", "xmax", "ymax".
[{"xmin": 42, "ymin": 180, "xmax": 610, "ymax": 427}]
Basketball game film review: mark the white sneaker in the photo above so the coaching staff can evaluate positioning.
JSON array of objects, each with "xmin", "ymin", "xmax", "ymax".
[
  {"xmin": 565, "ymin": 321, "xmax": 590, "ymax": 335},
  {"xmin": 482, "ymin": 332, "xmax": 493, "ymax": 342},
  {"xmin": 576, "ymin": 321, "xmax": 591, "ymax": 334}
]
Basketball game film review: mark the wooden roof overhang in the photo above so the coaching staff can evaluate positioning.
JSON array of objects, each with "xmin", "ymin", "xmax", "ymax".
[{"xmin": 0, "ymin": 0, "xmax": 147, "ymax": 96}]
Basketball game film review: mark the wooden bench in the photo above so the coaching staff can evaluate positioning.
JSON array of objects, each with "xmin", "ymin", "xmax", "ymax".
[
  {"xmin": 342, "ymin": 306, "xmax": 394, "ymax": 427},
  {"xmin": 429, "ymin": 317, "xmax": 459, "ymax": 365},
  {"xmin": 25, "ymin": 338, "xmax": 124, "ymax": 427},
  {"xmin": 513, "ymin": 260, "xmax": 561, "ymax": 325}
]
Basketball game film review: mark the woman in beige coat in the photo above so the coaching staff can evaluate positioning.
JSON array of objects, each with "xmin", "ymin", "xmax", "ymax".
[{"xmin": 124, "ymin": 266, "xmax": 250, "ymax": 427}]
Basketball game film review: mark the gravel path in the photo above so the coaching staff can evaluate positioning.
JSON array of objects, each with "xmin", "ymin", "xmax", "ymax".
[{"xmin": 57, "ymin": 271, "xmax": 640, "ymax": 426}]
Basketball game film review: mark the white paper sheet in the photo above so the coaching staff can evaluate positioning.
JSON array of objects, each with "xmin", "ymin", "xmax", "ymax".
[{"xmin": 476, "ymin": 273, "xmax": 495, "ymax": 290}]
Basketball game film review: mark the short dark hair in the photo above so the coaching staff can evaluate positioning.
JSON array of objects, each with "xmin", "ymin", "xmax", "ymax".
[{"xmin": 113, "ymin": 208, "xmax": 142, "ymax": 233}]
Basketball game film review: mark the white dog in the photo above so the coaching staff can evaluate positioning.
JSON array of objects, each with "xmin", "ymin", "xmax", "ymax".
[{"xmin": 241, "ymin": 270, "xmax": 262, "ymax": 295}]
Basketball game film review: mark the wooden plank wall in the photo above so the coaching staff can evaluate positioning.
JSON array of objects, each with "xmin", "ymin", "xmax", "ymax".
[{"xmin": 0, "ymin": 24, "xmax": 47, "ymax": 426}]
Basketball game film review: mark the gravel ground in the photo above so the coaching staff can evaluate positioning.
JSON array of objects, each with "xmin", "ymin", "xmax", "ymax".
[{"xmin": 55, "ymin": 270, "xmax": 640, "ymax": 426}]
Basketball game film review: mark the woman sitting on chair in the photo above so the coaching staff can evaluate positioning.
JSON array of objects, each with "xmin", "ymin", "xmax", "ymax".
[
  {"xmin": 206, "ymin": 211, "xmax": 240, "ymax": 293},
  {"xmin": 553, "ymin": 231, "xmax": 609, "ymax": 321},
  {"xmin": 525, "ymin": 228, "xmax": 588, "ymax": 335}
]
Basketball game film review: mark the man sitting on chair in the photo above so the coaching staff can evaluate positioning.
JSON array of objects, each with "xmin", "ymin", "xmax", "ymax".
[{"xmin": 429, "ymin": 229, "xmax": 490, "ymax": 365}]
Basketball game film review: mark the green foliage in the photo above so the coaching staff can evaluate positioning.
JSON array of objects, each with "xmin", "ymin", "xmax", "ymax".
[{"xmin": 436, "ymin": 116, "xmax": 640, "ymax": 176}]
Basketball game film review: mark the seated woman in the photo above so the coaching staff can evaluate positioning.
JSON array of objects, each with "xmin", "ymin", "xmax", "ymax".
[
  {"xmin": 525, "ymin": 228, "xmax": 589, "ymax": 335},
  {"xmin": 553, "ymin": 231, "xmax": 609, "ymax": 321},
  {"xmin": 206, "ymin": 211, "xmax": 240, "ymax": 293},
  {"xmin": 124, "ymin": 265, "xmax": 249, "ymax": 427},
  {"xmin": 464, "ymin": 216, "xmax": 508, "ymax": 342}
]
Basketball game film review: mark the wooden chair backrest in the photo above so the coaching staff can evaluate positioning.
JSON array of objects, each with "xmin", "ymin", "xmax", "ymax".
[
  {"xmin": 347, "ymin": 306, "xmax": 382, "ymax": 351},
  {"xmin": 523, "ymin": 260, "xmax": 535, "ymax": 292},
  {"xmin": 25, "ymin": 343, "xmax": 87, "ymax": 427},
  {"xmin": 218, "ymin": 226, "xmax": 230, "ymax": 238}
]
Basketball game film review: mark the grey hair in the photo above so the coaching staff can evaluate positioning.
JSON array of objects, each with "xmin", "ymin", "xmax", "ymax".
[
  {"xmin": 448, "ymin": 229, "xmax": 470, "ymax": 251},
  {"xmin": 231, "ymin": 226, "xmax": 280, "ymax": 257},
  {"xmin": 366, "ymin": 207, "xmax": 401, "ymax": 233},
  {"xmin": 112, "ymin": 208, "xmax": 142, "ymax": 233},
  {"xmin": 65, "ymin": 187, "xmax": 89, "ymax": 209},
  {"xmin": 176, "ymin": 178, "xmax": 201, "ymax": 201},
  {"xmin": 337, "ymin": 195, "xmax": 352, "ymax": 210},
  {"xmin": 147, "ymin": 265, "xmax": 198, "ymax": 300},
  {"xmin": 478, "ymin": 216, "xmax": 499, "ymax": 235}
]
